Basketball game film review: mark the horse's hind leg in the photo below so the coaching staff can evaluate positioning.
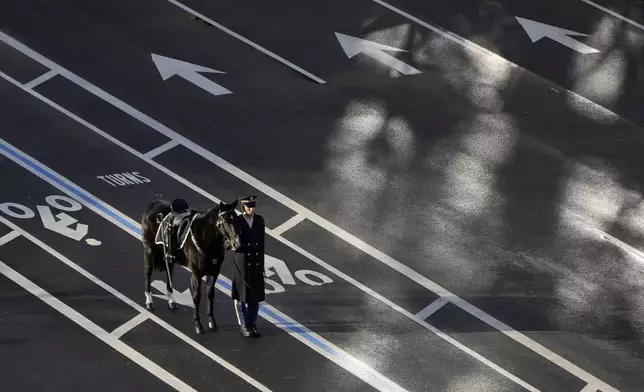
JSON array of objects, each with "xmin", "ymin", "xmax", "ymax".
[
  {"xmin": 190, "ymin": 272, "xmax": 204, "ymax": 334},
  {"xmin": 206, "ymin": 274, "xmax": 218, "ymax": 331},
  {"xmin": 143, "ymin": 247, "xmax": 154, "ymax": 311}
]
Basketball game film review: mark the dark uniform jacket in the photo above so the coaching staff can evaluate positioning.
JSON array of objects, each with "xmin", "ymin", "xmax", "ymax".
[{"xmin": 231, "ymin": 213, "xmax": 266, "ymax": 303}]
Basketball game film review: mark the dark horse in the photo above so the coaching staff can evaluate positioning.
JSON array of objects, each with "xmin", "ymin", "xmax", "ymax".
[{"xmin": 141, "ymin": 198, "xmax": 240, "ymax": 334}]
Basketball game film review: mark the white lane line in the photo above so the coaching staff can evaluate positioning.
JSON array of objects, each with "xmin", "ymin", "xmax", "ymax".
[
  {"xmin": 144, "ymin": 139, "xmax": 180, "ymax": 159},
  {"xmin": 0, "ymin": 230, "xmax": 20, "ymax": 247},
  {"xmin": 0, "ymin": 140, "xmax": 407, "ymax": 392},
  {"xmin": 0, "ymin": 31, "xmax": 618, "ymax": 392},
  {"xmin": 0, "ymin": 216, "xmax": 271, "ymax": 392},
  {"xmin": 111, "ymin": 313, "xmax": 149, "ymax": 338},
  {"xmin": 0, "ymin": 71, "xmax": 537, "ymax": 389},
  {"xmin": 415, "ymin": 297, "xmax": 450, "ymax": 321},
  {"xmin": 0, "ymin": 258, "xmax": 198, "ymax": 392},
  {"xmin": 164, "ymin": 0, "xmax": 326, "ymax": 84},
  {"xmin": 216, "ymin": 276, "xmax": 409, "ymax": 392},
  {"xmin": 368, "ymin": 0, "xmax": 508, "ymax": 61},
  {"xmin": 269, "ymin": 235, "xmax": 540, "ymax": 392},
  {"xmin": 24, "ymin": 69, "xmax": 58, "ymax": 89},
  {"xmin": 599, "ymin": 229, "xmax": 644, "ymax": 265},
  {"xmin": 272, "ymin": 214, "xmax": 306, "ymax": 235},
  {"xmin": 580, "ymin": 0, "xmax": 644, "ymax": 31}
]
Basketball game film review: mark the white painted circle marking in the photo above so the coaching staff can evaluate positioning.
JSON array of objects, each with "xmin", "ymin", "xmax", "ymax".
[
  {"xmin": 46, "ymin": 195, "xmax": 82, "ymax": 212},
  {"xmin": 294, "ymin": 270, "xmax": 333, "ymax": 286},
  {"xmin": 0, "ymin": 202, "xmax": 35, "ymax": 219}
]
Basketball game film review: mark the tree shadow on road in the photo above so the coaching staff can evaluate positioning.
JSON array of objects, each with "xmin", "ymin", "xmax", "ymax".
[{"xmin": 300, "ymin": 3, "xmax": 644, "ymax": 389}]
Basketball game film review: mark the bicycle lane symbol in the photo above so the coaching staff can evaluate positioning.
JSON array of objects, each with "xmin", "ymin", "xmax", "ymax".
[
  {"xmin": 0, "ymin": 194, "xmax": 102, "ymax": 246},
  {"xmin": 264, "ymin": 255, "xmax": 333, "ymax": 294}
]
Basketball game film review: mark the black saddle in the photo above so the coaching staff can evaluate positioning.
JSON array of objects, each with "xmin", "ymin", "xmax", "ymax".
[{"xmin": 156, "ymin": 199, "xmax": 197, "ymax": 259}]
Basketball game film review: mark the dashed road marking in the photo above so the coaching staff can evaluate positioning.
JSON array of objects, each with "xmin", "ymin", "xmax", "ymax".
[
  {"xmin": 111, "ymin": 313, "xmax": 150, "ymax": 338},
  {"xmin": 0, "ymin": 257, "xmax": 198, "ymax": 392},
  {"xmin": 580, "ymin": 383, "xmax": 600, "ymax": 392},
  {"xmin": 415, "ymin": 297, "xmax": 450, "ymax": 321},
  {"xmin": 0, "ymin": 214, "xmax": 272, "ymax": 392},
  {"xmin": 272, "ymin": 214, "xmax": 306, "ymax": 235},
  {"xmin": 144, "ymin": 139, "xmax": 180, "ymax": 159},
  {"xmin": 23, "ymin": 69, "xmax": 57, "ymax": 89},
  {"xmin": 165, "ymin": 0, "xmax": 326, "ymax": 84},
  {"xmin": 0, "ymin": 230, "xmax": 20, "ymax": 247}
]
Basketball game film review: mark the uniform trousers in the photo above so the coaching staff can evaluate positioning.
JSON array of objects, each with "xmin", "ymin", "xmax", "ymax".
[{"xmin": 234, "ymin": 299, "xmax": 260, "ymax": 327}]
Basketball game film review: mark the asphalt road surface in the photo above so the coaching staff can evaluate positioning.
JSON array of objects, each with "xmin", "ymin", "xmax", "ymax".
[{"xmin": 0, "ymin": 0, "xmax": 643, "ymax": 391}]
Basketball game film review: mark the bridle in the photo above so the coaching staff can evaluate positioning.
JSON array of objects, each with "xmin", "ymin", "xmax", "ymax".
[{"xmin": 215, "ymin": 209, "xmax": 238, "ymax": 251}]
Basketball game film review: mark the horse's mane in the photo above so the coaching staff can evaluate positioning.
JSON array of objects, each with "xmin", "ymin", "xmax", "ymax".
[{"xmin": 193, "ymin": 204, "xmax": 221, "ymax": 224}]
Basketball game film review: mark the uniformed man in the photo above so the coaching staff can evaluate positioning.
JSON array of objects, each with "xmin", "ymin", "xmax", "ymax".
[{"xmin": 231, "ymin": 195, "xmax": 266, "ymax": 337}]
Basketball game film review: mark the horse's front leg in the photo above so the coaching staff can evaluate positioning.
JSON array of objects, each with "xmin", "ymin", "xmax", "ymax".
[
  {"xmin": 165, "ymin": 261, "xmax": 177, "ymax": 311},
  {"xmin": 190, "ymin": 272, "xmax": 204, "ymax": 334},
  {"xmin": 206, "ymin": 273, "xmax": 218, "ymax": 331}
]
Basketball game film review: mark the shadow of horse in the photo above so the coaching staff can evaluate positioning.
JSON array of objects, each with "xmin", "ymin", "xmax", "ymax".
[{"xmin": 141, "ymin": 198, "xmax": 240, "ymax": 334}]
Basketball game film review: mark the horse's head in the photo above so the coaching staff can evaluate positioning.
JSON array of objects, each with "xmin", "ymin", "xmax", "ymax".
[{"xmin": 215, "ymin": 199, "xmax": 240, "ymax": 251}]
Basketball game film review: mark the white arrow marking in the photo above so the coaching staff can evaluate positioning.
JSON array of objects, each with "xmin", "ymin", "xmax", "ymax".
[
  {"xmin": 335, "ymin": 32, "xmax": 421, "ymax": 75},
  {"xmin": 151, "ymin": 280, "xmax": 194, "ymax": 308},
  {"xmin": 151, "ymin": 53, "xmax": 232, "ymax": 96},
  {"xmin": 264, "ymin": 278, "xmax": 286, "ymax": 294},
  {"xmin": 515, "ymin": 17, "xmax": 600, "ymax": 54},
  {"xmin": 36, "ymin": 205, "xmax": 88, "ymax": 241},
  {"xmin": 264, "ymin": 255, "xmax": 296, "ymax": 285}
]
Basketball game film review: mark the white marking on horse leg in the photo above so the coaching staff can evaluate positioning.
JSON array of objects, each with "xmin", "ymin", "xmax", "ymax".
[
  {"xmin": 145, "ymin": 291, "xmax": 153, "ymax": 305},
  {"xmin": 167, "ymin": 290, "xmax": 176, "ymax": 305}
]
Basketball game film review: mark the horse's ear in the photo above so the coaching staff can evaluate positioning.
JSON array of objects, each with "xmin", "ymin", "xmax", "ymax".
[{"xmin": 231, "ymin": 199, "xmax": 238, "ymax": 209}]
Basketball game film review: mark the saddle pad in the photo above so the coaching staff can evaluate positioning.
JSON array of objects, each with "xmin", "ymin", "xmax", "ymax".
[{"xmin": 177, "ymin": 214, "xmax": 198, "ymax": 249}]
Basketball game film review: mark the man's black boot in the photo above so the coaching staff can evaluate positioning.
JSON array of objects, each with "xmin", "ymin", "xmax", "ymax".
[{"xmin": 240, "ymin": 326, "xmax": 252, "ymax": 337}]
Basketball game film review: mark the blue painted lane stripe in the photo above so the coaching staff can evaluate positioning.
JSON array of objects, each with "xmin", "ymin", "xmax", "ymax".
[
  {"xmin": 0, "ymin": 142, "xmax": 140, "ymax": 234},
  {"xmin": 0, "ymin": 138, "xmax": 396, "ymax": 389}
]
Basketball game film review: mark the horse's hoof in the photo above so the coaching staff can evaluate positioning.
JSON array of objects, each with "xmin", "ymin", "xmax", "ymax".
[
  {"xmin": 195, "ymin": 323, "xmax": 204, "ymax": 335},
  {"xmin": 208, "ymin": 319, "xmax": 218, "ymax": 331},
  {"xmin": 168, "ymin": 302, "xmax": 177, "ymax": 311},
  {"xmin": 146, "ymin": 303, "xmax": 154, "ymax": 311}
]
